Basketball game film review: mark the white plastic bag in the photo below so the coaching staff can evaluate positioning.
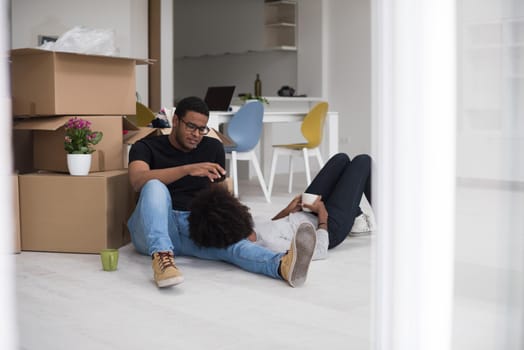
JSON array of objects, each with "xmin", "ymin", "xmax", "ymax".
[{"xmin": 39, "ymin": 26, "xmax": 119, "ymax": 56}]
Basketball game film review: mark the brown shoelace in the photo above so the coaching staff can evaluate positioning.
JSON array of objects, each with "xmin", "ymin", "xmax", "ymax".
[{"xmin": 156, "ymin": 251, "xmax": 176, "ymax": 271}]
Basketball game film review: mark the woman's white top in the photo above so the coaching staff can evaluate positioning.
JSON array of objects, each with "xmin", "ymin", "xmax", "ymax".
[{"xmin": 253, "ymin": 212, "xmax": 329, "ymax": 260}]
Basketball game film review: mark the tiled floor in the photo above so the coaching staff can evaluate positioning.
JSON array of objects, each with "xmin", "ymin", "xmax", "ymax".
[
  {"xmin": 15, "ymin": 174, "xmax": 373, "ymax": 350},
  {"xmin": 15, "ymin": 173, "xmax": 524, "ymax": 349},
  {"xmin": 452, "ymin": 180, "xmax": 524, "ymax": 350}
]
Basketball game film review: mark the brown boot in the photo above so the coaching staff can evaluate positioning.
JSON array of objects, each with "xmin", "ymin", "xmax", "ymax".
[
  {"xmin": 152, "ymin": 251, "xmax": 184, "ymax": 287},
  {"xmin": 279, "ymin": 223, "xmax": 316, "ymax": 287}
]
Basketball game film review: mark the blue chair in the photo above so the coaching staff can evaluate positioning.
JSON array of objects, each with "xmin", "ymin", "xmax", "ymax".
[{"xmin": 224, "ymin": 101, "xmax": 271, "ymax": 202}]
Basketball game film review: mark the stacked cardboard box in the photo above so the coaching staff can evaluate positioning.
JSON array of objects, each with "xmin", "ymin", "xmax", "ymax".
[
  {"xmin": 11, "ymin": 48, "xmax": 235, "ymax": 254},
  {"xmin": 18, "ymin": 170, "xmax": 133, "ymax": 253},
  {"xmin": 11, "ymin": 48, "xmax": 152, "ymax": 254},
  {"xmin": 12, "ymin": 175, "xmax": 21, "ymax": 253}
]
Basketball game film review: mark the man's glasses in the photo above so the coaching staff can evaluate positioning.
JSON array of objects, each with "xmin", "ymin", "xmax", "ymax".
[{"xmin": 179, "ymin": 119, "xmax": 210, "ymax": 135}]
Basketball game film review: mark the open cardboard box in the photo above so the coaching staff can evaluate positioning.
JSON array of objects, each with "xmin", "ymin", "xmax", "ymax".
[
  {"xmin": 10, "ymin": 48, "xmax": 152, "ymax": 116},
  {"xmin": 12, "ymin": 175, "xmax": 21, "ymax": 253},
  {"xmin": 13, "ymin": 116, "xmax": 138, "ymax": 173},
  {"xmin": 18, "ymin": 170, "xmax": 133, "ymax": 253},
  {"xmin": 123, "ymin": 126, "xmax": 170, "ymax": 168},
  {"xmin": 207, "ymin": 128, "xmax": 235, "ymax": 148}
]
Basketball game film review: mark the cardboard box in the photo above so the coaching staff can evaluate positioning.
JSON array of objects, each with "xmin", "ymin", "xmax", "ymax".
[
  {"xmin": 123, "ymin": 126, "xmax": 169, "ymax": 168},
  {"xmin": 13, "ymin": 116, "xmax": 138, "ymax": 173},
  {"xmin": 12, "ymin": 175, "xmax": 21, "ymax": 253},
  {"xmin": 207, "ymin": 128, "xmax": 235, "ymax": 148},
  {"xmin": 19, "ymin": 170, "xmax": 132, "ymax": 253},
  {"xmin": 10, "ymin": 48, "xmax": 151, "ymax": 116},
  {"xmin": 12, "ymin": 128, "xmax": 34, "ymax": 174}
]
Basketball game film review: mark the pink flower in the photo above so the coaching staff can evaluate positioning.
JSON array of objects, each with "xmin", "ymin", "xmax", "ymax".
[{"xmin": 63, "ymin": 117, "xmax": 103, "ymax": 154}]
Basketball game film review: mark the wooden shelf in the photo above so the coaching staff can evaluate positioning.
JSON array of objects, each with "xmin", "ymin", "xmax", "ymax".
[
  {"xmin": 264, "ymin": 1, "xmax": 297, "ymax": 50},
  {"xmin": 174, "ymin": 47, "xmax": 296, "ymax": 60},
  {"xmin": 265, "ymin": 22, "xmax": 296, "ymax": 27}
]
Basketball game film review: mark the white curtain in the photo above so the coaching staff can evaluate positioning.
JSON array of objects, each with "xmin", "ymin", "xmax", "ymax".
[
  {"xmin": 453, "ymin": 0, "xmax": 524, "ymax": 349},
  {"xmin": 0, "ymin": 0, "xmax": 18, "ymax": 349},
  {"xmin": 373, "ymin": 0, "xmax": 456, "ymax": 349},
  {"xmin": 373, "ymin": 0, "xmax": 524, "ymax": 349}
]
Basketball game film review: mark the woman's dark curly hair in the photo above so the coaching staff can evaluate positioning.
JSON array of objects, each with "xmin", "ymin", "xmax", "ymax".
[{"xmin": 188, "ymin": 186, "xmax": 254, "ymax": 248}]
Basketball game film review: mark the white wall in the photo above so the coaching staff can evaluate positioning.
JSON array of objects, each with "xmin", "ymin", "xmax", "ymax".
[
  {"xmin": 456, "ymin": 0, "xmax": 524, "ymax": 181},
  {"xmin": 297, "ymin": 0, "xmax": 324, "ymax": 98},
  {"xmin": 173, "ymin": 0, "xmax": 297, "ymax": 103},
  {"xmin": 9, "ymin": 0, "xmax": 374, "ymax": 171},
  {"xmin": 10, "ymin": 0, "xmax": 149, "ymax": 105},
  {"xmin": 174, "ymin": 51, "xmax": 297, "ymax": 105},
  {"xmin": 174, "ymin": 0, "xmax": 373, "ymax": 172},
  {"xmin": 325, "ymin": 0, "xmax": 372, "ymax": 156}
]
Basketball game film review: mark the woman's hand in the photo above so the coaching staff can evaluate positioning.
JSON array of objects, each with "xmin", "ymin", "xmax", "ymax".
[
  {"xmin": 286, "ymin": 195, "xmax": 302, "ymax": 214},
  {"xmin": 302, "ymin": 196, "xmax": 329, "ymax": 222},
  {"xmin": 272, "ymin": 195, "xmax": 302, "ymax": 220}
]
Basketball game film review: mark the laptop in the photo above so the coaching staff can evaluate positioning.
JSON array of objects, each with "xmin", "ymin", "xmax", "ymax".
[{"xmin": 204, "ymin": 86, "xmax": 235, "ymax": 111}]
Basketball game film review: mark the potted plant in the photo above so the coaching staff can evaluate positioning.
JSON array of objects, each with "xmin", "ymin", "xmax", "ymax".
[
  {"xmin": 64, "ymin": 117, "xmax": 103, "ymax": 176},
  {"xmin": 239, "ymin": 93, "xmax": 269, "ymax": 105}
]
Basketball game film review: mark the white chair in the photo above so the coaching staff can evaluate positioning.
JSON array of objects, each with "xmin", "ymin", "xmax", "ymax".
[
  {"xmin": 223, "ymin": 101, "xmax": 271, "ymax": 203},
  {"xmin": 268, "ymin": 102, "xmax": 329, "ymax": 196}
]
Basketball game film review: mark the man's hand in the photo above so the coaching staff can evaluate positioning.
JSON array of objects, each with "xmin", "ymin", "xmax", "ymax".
[
  {"xmin": 186, "ymin": 162, "xmax": 226, "ymax": 182},
  {"xmin": 128, "ymin": 160, "xmax": 227, "ymax": 192}
]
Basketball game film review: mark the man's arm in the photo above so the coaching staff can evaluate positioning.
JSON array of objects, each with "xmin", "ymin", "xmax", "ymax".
[{"xmin": 128, "ymin": 160, "xmax": 226, "ymax": 192}]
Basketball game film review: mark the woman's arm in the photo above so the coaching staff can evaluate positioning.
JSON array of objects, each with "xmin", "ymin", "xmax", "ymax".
[
  {"xmin": 272, "ymin": 195, "xmax": 302, "ymax": 220},
  {"xmin": 303, "ymin": 196, "xmax": 329, "ymax": 230}
]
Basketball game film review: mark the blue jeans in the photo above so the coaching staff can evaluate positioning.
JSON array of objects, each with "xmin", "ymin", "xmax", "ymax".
[
  {"xmin": 127, "ymin": 180, "xmax": 283, "ymax": 279},
  {"xmin": 305, "ymin": 153, "xmax": 372, "ymax": 249}
]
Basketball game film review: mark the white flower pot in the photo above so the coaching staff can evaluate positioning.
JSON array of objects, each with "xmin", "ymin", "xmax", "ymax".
[{"xmin": 67, "ymin": 154, "xmax": 92, "ymax": 176}]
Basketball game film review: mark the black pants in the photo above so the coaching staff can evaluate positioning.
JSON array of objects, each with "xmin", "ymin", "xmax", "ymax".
[{"xmin": 305, "ymin": 153, "xmax": 371, "ymax": 249}]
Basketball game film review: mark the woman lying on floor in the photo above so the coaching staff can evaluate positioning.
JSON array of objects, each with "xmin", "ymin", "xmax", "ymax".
[{"xmin": 188, "ymin": 153, "xmax": 374, "ymax": 260}]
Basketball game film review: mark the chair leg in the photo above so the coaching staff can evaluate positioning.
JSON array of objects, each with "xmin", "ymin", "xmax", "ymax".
[
  {"xmin": 268, "ymin": 149, "xmax": 279, "ymax": 197},
  {"xmin": 231, "ymin": 151, "xmax": 239, "ymax": 198},
  {"xmin": 250, "ymin": 151, "xmax": 271, "ymax": 203},
  {"xmin": 315, "ymin": 148, "xmax": 324, "ymax": 168},
  {"xmin": 303, "ymin": 148, "xmax": 312, "ymax": 185},
  {"xmin": 288, "ymin": 155, "xmax": 294, "ymax": 193}
]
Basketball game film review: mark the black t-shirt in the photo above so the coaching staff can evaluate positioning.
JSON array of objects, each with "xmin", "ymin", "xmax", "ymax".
[{"xmin": 129, "ymin": 135, "xmax": 226, "ymax": 211}]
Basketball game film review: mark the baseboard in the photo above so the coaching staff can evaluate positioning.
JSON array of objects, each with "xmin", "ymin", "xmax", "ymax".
[{"xmin": 457, "ymin": 177, "xmax": 524, "ymax": 191}]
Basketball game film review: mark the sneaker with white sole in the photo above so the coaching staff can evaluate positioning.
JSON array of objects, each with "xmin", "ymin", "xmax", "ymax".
[
  {"xmin": 279, "ymin": 222, "xmax": 316, "ymax": 287},
  {"xmin": 350, "ymin": 213, "xmax": 371, "ymax": 234},
  {"xmin": 152, "ymin": 251, "xmax": 184, "ymax": 287},
  {"xmin": 359, "ymin": 194, "xmax": 377, "ymax": 231}
]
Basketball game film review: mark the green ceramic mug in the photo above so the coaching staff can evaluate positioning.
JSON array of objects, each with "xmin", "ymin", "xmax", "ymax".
[{"xmin": 100, "ymin": 249, "xmax": 119, "ymax": 271}]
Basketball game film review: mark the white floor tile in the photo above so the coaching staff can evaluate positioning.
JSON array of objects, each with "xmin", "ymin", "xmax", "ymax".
[{"xmin": 15, "ymin": 174, "xmax": 372, "ymax": 350}]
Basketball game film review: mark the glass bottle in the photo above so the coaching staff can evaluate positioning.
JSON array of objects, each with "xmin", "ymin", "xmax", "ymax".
[{"xmin": 254, "ymin": 73, "xmax": 262, "ymax": 97}]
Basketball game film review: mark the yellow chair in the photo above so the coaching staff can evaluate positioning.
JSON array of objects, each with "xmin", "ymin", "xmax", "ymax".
[
  {"xmin": 267, "ymin": 102, "xmax": 329, "ymax": 196},
  {"xmin": 134, "ymin": 102, "xmax": 156, "ymax": 127}
]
